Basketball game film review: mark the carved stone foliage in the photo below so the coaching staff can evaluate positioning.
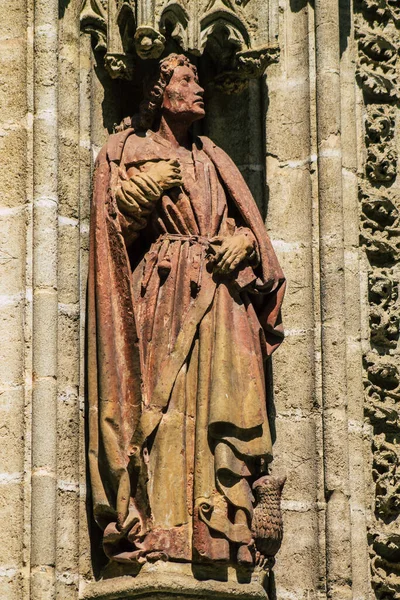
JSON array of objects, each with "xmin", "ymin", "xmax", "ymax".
[
  {"xmin": 365, "ymin": 106, "xmax": 397, "ymax": 183},
  {"xmin": 104, "ymin": 52, "xmax": 135, "ymax": 79},
  {"xmin": 356, "ymin": 0, "xmax": 400, "ymax": 597},
  {"xmin": 372, "ymin": 434, "xmax": 400, "ymax": 519},
  {"xmin": 360, "ymin": 0, "xmax": 400, "ymax": 25},
  {"xmin": 355, "ymin": 0, "xmax": 399, "ymax": 103},
  {"xmin": 80, "ymin": 0, "xmax": 278, "ymax": 90},
  {"xmin": 360, "ymin": 188, "xmax": 400, "ymax": 266},
  {"xmin": 356, "ymin": 27, "xmax": 398, "ymax": 101},
  {"xmin": 369, "ymin": 532, "xmax": 400, "ymax": 599}
]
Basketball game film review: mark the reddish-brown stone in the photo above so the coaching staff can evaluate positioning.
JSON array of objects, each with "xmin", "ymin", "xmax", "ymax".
[{"xmin": 87, "ymin": 54, "xmax": 285, "ymax": 572}]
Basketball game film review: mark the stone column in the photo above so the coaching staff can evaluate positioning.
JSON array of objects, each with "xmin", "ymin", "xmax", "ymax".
[
  {"xmin": 314, "ymin": 1, "xmax": 352, "ymax": 597},
  {"xmin": 78, "ymin": 32, "xmax": 93, "ymax": 585},
  {"xmin": 0, "ymin": 1, "xmax": 28, "ymax": 598},
  {"xmin": 56, "ymin": 0, "xmax": 82, "ymax": 597},
  {"xmin": 265, "ymin": 1, "xmax": 321, "ymax": 597},
  {"xmin": 31, "ymin": 0, "xmax": 58, "ymax": 597},
  {"xmin": 339, "ymin": 2, "xmax": 370, "ymax": 597}
]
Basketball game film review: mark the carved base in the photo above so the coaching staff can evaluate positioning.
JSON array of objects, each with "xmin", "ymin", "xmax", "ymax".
[{"xmin": 80, "ymin": 561, "xmax": 269, "ymax": 600}]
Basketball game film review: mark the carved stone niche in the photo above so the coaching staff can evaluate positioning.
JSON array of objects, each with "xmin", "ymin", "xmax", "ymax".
[
  {"xmin": 80, "ymin": 0, "xmax": 279, "ymax": 91},
  {"xmin": 80, "ymin": 1, "xmax": 279, "ymax": 209},
  {"xmin": 80, "ymin": 2, "xmax": 285, "ymax": 600}
]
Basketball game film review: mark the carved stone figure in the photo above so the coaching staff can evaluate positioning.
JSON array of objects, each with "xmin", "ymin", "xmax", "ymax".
[
  {"xmin": 251, "ymin": 475, "xmax": 286, "ymax": 569},
  {"xmin": 87, "ymin": 53, "xmax": 285, "ymax": 572}
]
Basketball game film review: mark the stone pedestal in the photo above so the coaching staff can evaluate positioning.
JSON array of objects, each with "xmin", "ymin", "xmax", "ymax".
[{"xmin": 80, "ymin": 562, "xmax": 269, "ymax": 600}]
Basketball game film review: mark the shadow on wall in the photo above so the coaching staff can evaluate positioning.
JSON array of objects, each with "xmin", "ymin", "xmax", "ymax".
[
  {"xmin": 93, "ymin": 51, "xmax": 133, "ymax": 134},
  {"xmin": 339, "ymin": 0, "xmax": 351, "ymax": 56},
  {"xmin": 289, "ymin": 0, "xmax": 313, "ymax": 11},
  {"xmin": 202, "ymin": 79, "xmax": 268, "ymax": 221},
  {"xmin": 59, "ymin": 0, "xmax": 71, "ymax": 19}
]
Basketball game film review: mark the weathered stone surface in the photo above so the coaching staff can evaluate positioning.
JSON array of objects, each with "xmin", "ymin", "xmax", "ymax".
[
  {"xmin": 0, "ymin": 0, "xmax": 396, "ymax": 598},
  {"xmin": 80, "ymin": 562, "xmax": 268, "ymax": 600},
  {"xmin": 355, "ymin": 1, "xmax": 400, "ymax": 597}
]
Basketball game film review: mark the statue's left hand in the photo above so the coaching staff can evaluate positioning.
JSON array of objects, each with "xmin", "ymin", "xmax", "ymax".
[{"xmin": 208, "ymin": 234, "xmax": 254, "ymax": 275}]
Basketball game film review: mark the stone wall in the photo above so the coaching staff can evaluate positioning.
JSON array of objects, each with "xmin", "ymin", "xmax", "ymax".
[{"xmin": 0, "ymin": 0, "xmax": 398, "ymax": 598}]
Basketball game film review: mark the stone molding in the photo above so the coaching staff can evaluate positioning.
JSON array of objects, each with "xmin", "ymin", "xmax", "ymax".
[{"xmin": 80, "ymin": 562, "xmax": 268, "ymax": 600}]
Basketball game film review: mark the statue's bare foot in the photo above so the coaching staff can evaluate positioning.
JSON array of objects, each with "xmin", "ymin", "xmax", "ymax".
[
  {"xmin": 237, "ymin": 545, "xmax": 253, "ymax": 567},
  {"xmin": 146, "ymin": 551, "xmax": 168, "ymax": 563}
]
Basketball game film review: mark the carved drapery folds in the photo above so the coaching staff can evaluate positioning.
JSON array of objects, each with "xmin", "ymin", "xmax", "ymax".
[
  {"xmin": 356, "ymin": 1, "xmax": 400, "ymax": 597},
  {"xmin": 80, "ymin": 0, "xmax": 279, "ymax": 90}
]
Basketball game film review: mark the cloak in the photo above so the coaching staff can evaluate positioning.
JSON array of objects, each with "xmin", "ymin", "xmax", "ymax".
[{"xmin": 87, "ymin": 128, "xmax": 286, "ymax": 559}]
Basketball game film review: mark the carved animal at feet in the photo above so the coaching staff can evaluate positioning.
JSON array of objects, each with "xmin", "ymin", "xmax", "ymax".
[{"xmin": 251, "ymin": 474, "xmax": 286, "ymax": 569}]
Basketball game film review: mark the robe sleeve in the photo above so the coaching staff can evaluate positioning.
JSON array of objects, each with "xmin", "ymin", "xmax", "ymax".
[{"xmin": 115, "ymin": 166, "xmax": 163, "ymax": 247}]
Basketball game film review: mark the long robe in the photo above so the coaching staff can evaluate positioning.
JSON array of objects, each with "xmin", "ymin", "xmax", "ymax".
[{"xmin": 87, "ymin": 128, "xmax": 286, "ymax": 566}]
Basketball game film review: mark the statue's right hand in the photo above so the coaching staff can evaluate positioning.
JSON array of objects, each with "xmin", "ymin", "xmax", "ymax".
[
  {"xmin": 115, "ymin": 159, "xmax": 182, "ymax": 222},
  {"xmin": 145, "ymin": 159, "xmax": 182, "ymax": 191}
]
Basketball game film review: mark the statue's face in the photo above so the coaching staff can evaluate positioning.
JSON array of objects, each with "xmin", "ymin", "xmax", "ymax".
[{"xmin": 162, "ymin": 65, "xmax": 205, "ymax": 122}]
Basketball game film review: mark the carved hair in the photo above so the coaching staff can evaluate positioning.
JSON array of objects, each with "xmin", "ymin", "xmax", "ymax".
[
  {"xmin": 139, "ymin": 53, "xmax": 194, "ymax": 129},
  {"xmin": 116, "ymin": 54, "xmax": 195, "ymax": 132}
]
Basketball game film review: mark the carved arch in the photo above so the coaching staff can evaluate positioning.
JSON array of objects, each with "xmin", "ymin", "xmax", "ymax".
[
  {"xmin": 200, "ymin": 9, "xmax": 250, "ymax": 52},
  {"xmin": 159, "ymin": 3, "xmax": 191, "ymax": 52},
  {"xmin": 116, "ymin": 2, "xmax": 137, "ymax": 54},
  {"xmin": 80, "ymin": 0, "xmax": 107, "ymax": 51},
  {"xmin": 80, "ymin": 0, "xmax": 279, "ymax": 90}
]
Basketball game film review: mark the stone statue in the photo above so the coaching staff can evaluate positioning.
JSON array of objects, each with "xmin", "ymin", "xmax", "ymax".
[{"xmin": 87, "ymin": 53, "xmax": 286, "ymax": 572}]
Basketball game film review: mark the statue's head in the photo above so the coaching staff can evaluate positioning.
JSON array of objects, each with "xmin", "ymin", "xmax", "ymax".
[{"xmin": 138, "ymin": 54, "xmax": 205, "ymax": 130}]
